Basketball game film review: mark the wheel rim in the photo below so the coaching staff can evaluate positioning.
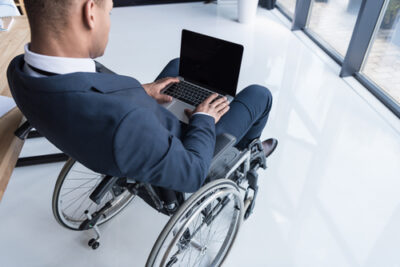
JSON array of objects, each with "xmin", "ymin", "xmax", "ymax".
[
  {"xmin": 54, "ymin": 159, "xmax": 134, "ymax": 230},
  {"xmin": 151, "ymin": 181, "xmax": 243, "ymax": 267}
]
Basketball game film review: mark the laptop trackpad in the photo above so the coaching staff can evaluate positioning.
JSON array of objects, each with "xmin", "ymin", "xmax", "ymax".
[{"xmin": 164, "ymin": 100, "xmax": 195, "ymax": 124}]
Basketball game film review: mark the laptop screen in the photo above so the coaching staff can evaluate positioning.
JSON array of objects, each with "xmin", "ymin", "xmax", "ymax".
[{"xmin": 179, "ymin": 30, "xmax": 244, "ymax": 97}]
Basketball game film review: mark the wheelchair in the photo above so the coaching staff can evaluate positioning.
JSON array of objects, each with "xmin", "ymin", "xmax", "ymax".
[{"xmin": 16, "ymin": 122, "xmax": 270, "ymax": 267}]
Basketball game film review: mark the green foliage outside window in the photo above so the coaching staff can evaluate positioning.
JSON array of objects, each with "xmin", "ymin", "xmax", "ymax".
[{"xmin": 382, "ymin": 0, "xmax": 400, "ymax": 29}]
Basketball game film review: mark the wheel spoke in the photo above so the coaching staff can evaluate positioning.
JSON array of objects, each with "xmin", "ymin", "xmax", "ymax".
[
  {"xmin": 63, "ymin": 187, "xmax": 94, "ymax": 211},
  {"xmin": 192, "ymin": 251, "xmax": 203, "ymax": 267},
  {"xmin": 142, "ymin": 181, "xmax": 243, "ymax": 266},
  {"xmin": 61, "ymin": 179, "xmax": 97, "ymax": 197},
  {"xmin": 65, "ymin": 177, "xmax": 100, "ymax": 181},
  {"xmin": 69, "ymin": 177, "xmax": 108, "ymax": 218},
  {"xmin": 188, "ymin": 246, "xmax": 194, "ymax": 265},
  {"xmin": 54, "ymin": 160, "xmax": 134, "ymax": 229},
  {"xmin": 70, "ymin": 170, "xmax": 99, "ymax": 176},
  {"xmin": 62, "ymin": 186, "xmax": 97, "ymax": 190},
  {"xmin": 70, "ymin": 189, "xmax": 95, "ymax": 218},
  {"xmin": 61, "ymin": 175, "xmax": 103, "ymax": 214}
]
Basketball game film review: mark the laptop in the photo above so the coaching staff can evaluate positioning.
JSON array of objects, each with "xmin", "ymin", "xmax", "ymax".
[{"xmin": 161, "ymin": 29, "xmax": 244, "ymax": 124}]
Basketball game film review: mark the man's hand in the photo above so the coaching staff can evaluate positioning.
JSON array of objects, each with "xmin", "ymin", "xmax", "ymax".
[
  {"xmin": 185, "ymin": 93, "xmax": 230, "ymax": 124},
  {"xmin": 142, "ymin": 77, "xmax": 180, "ymax": 104}
]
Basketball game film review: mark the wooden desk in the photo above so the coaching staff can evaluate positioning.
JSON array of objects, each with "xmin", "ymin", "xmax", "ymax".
[{"xmin": 0, "ymin": 16, "xmax": 30, "ymax": 201}]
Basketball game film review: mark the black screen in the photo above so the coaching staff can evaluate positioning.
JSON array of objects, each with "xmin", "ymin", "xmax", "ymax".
[{"xmin": 179, "ymin": 30, "xmax": 244, "ymax": 97}]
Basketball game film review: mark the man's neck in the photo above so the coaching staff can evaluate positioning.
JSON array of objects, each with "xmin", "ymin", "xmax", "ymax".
[{"xmin": 30, "ymin": 32, "xmax": 92, "ymax": 58}]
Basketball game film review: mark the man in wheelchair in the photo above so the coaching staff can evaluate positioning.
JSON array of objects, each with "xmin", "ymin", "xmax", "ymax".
[{"xmin": 8, "ymin": 0, "xmax": 278, "ymax": 265}]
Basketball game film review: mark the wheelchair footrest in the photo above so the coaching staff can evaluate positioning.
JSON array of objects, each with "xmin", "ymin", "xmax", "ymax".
[
  {"xmin": 249, "ymin": 139, "xmax": 267, "ymax": 170},
  {"xmin": 244, "ymin": 169, "xmax": 259, "ymax": 220}
]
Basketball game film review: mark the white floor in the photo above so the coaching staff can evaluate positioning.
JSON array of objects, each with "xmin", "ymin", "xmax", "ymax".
[{"xmin": 1, "ymin": 3, "xmax": 400, "ymax": 267}]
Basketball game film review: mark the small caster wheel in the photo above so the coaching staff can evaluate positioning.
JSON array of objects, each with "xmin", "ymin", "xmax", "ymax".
[
  {"xmin": 92, "ymin": 241, "xmax": 100, "ymax": 250},
  {"xmin": 88, "ymin": 238, "xmax": 96, "ymax": 247}
]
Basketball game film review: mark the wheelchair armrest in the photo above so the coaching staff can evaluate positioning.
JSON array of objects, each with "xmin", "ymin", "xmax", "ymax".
[
  {"xmin": 207, "ymin": 134, "xmax": 240, "ymax": 181},
  {"xmin": 213, "ymin": 133, "xmax": 236, "ymax": 161},
  {"xmin": 213, "ymin": 133, "xmax": 236, "ymax": 160}
]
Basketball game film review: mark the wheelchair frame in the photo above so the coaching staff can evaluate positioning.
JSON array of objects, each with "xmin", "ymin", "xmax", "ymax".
[{"xmin": 16, "ymin": 122, "xmax": 268, "ymax": 266}]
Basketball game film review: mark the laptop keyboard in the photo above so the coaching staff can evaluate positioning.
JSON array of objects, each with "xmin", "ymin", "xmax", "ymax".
[{"xmin": 163, "ymin": 81, "xmax": 222, "ymax": 106}]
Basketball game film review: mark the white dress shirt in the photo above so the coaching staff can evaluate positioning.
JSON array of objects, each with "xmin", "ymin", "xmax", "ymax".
[
  {"xmin": 23, "ymin": 43, "xmax": 211, "ymax": 118},
  {"xmin": 23, "ymin": 44, "xmax": 96, "ymax": 77}
]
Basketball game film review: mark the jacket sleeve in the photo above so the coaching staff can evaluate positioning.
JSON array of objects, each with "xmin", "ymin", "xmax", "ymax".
[{"xmin": 112, "ymin": 108, "xmax": 216, "ymax": 192}]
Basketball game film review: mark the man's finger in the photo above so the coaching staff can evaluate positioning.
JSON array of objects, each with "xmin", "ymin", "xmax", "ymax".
[
  {"xmin": 215, "ymin": 101, "xmax": 229, "ymax": 111},
  {"xmin": 158, "ymin": 77, "xmax": 173, "ymax": 82},
  {"xmin": 157, "ymin": 94, "xmax": 173, "ymax": 103},
  {"xmin": 203, "ymin": 93, "xmax": 219, "ymax": 105},
  {"xmin": 218, "ymin": 105, "xmax": 230, "ymax": 115},
  {"xmin": 161, "ymin": 76, "xmax": 177, "ymax": 81},
  {"xmin": 210, "ymin": 96, "xmax": 227, "ymax": 107},
  {"xmin": 159, "ymin": 77, "xmax": 180, "ymax": 86},
  {"xmin": 159, "ymin": 80, "xmax": 179, "ymax": 91},
  {"xmin": 184, "ymin": 108, "xmax": 193, "ymax": 118}
]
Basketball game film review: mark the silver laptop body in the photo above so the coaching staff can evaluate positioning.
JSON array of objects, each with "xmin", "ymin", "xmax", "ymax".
[{"xmin": 161, "ymin": 30, "xmax": 244, "ymax": 124}]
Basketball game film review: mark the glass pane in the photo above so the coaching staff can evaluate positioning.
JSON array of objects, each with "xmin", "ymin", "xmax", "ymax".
[
  {"xmin": 307, "ymin": 0, "xmax": 362, "ymax": 57},
  {"xmin": 277, "ymin": 0, "xmax": 297, "ymax": 16},
  {"xmin": 363, "ymin": 0, "xmax": 400, "ymax": 105}
]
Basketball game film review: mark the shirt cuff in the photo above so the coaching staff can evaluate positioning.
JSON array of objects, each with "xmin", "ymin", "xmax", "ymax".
[{"xmin": 193, "ymin": 112, "xmax": 213, "ymax": 118}]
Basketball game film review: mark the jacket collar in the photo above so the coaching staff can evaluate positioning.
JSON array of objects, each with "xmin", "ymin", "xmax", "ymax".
[{"xmin": 10, "ymin": 55, "xmax": 142, "ymax": 94}]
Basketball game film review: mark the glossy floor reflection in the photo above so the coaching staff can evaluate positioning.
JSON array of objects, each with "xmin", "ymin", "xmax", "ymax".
[{"xmin": 1, "ymin": 3, "xmax": 400, "ymax": 267}]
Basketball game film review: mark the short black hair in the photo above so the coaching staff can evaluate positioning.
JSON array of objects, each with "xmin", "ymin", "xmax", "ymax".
[{"xmin": 24, "ymin": 0, "xmax": 104, "ymax": 34}]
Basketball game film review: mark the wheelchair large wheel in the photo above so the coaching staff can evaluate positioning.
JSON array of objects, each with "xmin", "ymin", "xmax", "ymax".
[
  {"xmin": 147, "ymin": 179, "xmax": 243, "ymax": 267},
  {"xmin": 52, "ymin": 158, "xmax": 135, "ymax": 230}
]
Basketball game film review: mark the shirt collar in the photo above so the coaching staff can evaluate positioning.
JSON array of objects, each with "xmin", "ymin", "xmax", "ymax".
[{"xmin": 24, "ymin": 44, "xmax": 96, "ymax": 75}]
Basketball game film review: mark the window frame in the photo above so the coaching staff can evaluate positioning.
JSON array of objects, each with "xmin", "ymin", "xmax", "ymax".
[
  {"xmin": 275, "ymin": 1, "xmax": 295, "ymax": 21},
  {"xmin": 272, "ymin": 0, "xmax": 400, "ymax": 118}
]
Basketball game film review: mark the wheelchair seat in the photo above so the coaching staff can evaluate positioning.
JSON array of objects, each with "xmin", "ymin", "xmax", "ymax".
[
  {"xmin": 15, "ymin": 121, "xmax": 272, "ymax": 266},
  {"xmin": 125, "ymin": 133, "xmax": 239, "ymax": 216}
]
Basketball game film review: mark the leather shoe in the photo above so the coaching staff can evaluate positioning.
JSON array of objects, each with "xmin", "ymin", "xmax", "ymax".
[{"xmin": 262, "ymin": 138, "xmax": 278, "ymax": 158}]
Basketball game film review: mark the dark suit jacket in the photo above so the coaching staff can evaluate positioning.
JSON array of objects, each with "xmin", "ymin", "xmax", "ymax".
[{"xmin": 7, "ymin": 55, "xmax": 216, "ymax": 192}]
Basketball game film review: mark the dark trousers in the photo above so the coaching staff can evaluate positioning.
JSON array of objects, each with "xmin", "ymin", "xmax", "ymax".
[
  {"xmin": 156, "ymin": 58, "xmax": 273, "ymax": 149},
  {"xmin": 141, "ymin": 58, "xmax": 273, "ymax": 212}
]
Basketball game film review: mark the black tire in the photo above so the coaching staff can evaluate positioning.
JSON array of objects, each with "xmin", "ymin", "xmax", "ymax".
[
  {"xmin": 52, "ymin": 158, "xmax": 135, "ymax": 230},
  {"xmin": 146, "ymin": 179, "xmax": 243, "ymax": 267},
  {"xmin": 92, "ymin": 242, "xmax": 100, "ymax": 250}
]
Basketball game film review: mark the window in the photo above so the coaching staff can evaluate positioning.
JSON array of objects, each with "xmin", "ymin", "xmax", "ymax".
[
  {"xmin": 362, "ymin": 0, "xmax": 400, "ymax": 105},
  {"xmin": 277, "ymin": 0, "xmax": 297, "ymax": 17},
  {"xmin": 307, "ymin": 0, "xmax": 362, "ymax": 57}
]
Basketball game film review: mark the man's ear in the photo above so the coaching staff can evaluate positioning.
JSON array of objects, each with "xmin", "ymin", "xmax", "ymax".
[{"xmin": 82, "ymin": 0, "xmax": 95, "ymax": 29}]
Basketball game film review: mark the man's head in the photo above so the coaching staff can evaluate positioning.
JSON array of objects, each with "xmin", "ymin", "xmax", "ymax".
[{"xmin": 25, "ymin": 0, "xmax": 113, "ymax": 58}]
